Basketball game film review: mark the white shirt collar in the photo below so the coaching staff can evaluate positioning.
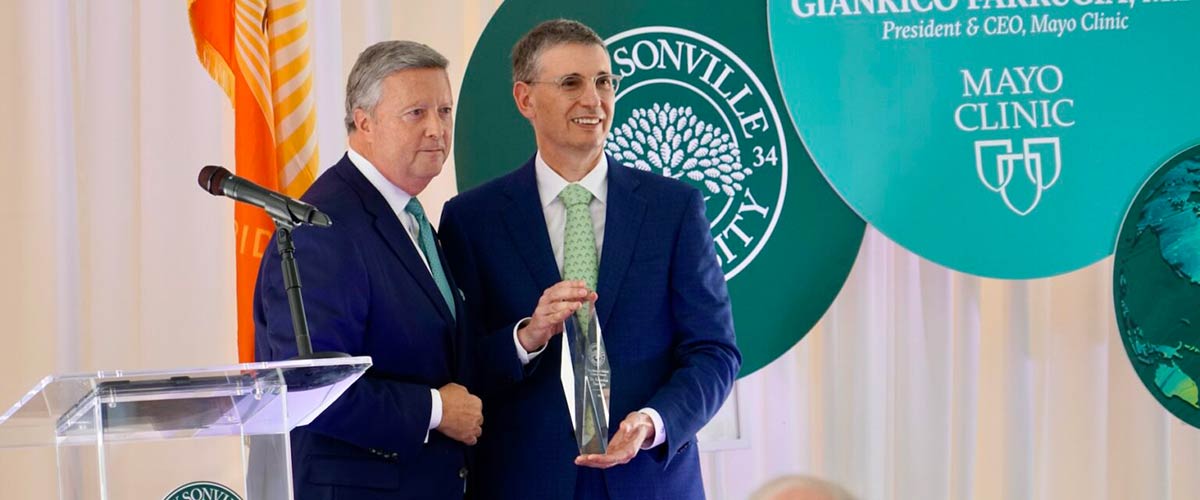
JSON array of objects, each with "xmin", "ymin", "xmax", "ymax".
[
  {"xmin": 534, "ymin": 151, "xmax": 608, "ymax": 208},
  {"xmin": 347, "ymin": 147, "xmax": 416, "ymax": 218}
]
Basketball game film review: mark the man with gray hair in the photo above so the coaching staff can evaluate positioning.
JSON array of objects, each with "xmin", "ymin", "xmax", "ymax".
[{"xmin": 255, "ymin": 40, "xmax": 481, "ymax": 500}]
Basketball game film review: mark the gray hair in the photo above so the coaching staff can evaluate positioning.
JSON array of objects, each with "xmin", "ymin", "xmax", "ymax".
[
  {"xmin": 344, "ymin": 40, "xmax": 449, "ymax": 133},
  {"xmin": 511, "ymin": 19, "xmax": 604, "ymax": 83}
]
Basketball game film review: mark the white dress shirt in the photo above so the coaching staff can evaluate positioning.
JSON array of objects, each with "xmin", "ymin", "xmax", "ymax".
[
  {"xmin": 511, "ymin": 151, "xmax": 666, "ymax": 449},
  {"xmin": 347, "ymin": 148, "xmax": 443, "ymax": 439}
]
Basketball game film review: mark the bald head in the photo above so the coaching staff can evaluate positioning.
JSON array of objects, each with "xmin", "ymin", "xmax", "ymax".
[{"xmin": 749, "ymin": 475, "xmax": 856, "ymax": 500}]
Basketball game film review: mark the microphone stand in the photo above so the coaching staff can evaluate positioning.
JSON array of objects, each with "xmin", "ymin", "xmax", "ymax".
[{"xmin": 270, "ymin": 214, "xmax": 349, "ymax": 361}]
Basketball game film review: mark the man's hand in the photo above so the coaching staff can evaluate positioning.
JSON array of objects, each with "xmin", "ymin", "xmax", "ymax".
[
  {"xmin": 436, "ymin": 383, "xmax": 483, "ymax": 445},
  {"xmin": 575, "ymin": 412, "xmax": 655, "ymax": 469},
  {"xmin": 516, "ymin": 280, "xmax": 598, "ymax": 352}
]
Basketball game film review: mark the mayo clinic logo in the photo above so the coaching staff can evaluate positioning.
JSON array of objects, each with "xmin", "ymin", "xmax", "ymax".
[
  {"xmin": 975, "ymin": 137, "xmax": 1062, "ymax": 216},
  {"xmin": 955, "ymin": 65, "xmax": 1074, "ymax": 216},
  {"xmin": 604, "ymin": 27, "xmax": 787, "ymax": 279}
]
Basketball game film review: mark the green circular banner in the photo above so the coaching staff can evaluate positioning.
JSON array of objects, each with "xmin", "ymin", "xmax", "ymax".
[
  {"xmin": 768, "ymin": 0, "xmax": 1200, "ymax": 278},
  {"xmin": 164, "ymin": 481, "xmax": 242, "ymax": 500},
  {"xmin": 454, "ymin": 0, "xmax": 865, "ymax": 375},
  {"xmin": 1114, "ymin": 144, "xmax": 1200, "ymax": 428}
]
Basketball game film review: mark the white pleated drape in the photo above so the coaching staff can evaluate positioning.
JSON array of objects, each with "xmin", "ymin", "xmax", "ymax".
[
  {"xmin": 0, "ymin": 2, "xmax": 1196, "ymax": 499},
  {"xmin": 703, "ymin": 229, "xmax": 1200, "ymax": 499}
]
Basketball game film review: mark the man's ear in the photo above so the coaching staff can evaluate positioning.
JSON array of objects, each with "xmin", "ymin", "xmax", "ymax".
[
  {"xmin": 513, "ymin": 82, "xmax": 536, "ymax": 120},
  {"xmin": 354, "ymin": 108, "xmax": 372, "ymax": 134}
]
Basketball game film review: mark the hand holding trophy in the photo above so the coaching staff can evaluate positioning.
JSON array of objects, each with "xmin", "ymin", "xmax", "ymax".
[
  {"xmin": 563, "ymin": 300, "xmax": 610, "ymax": 455},
  {"xmin": 567, "ymin": 300, "xmax": 657, "ymax": 469}
]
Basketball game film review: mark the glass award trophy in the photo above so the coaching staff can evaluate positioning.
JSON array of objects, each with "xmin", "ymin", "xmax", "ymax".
[{"xmin": 562, "ymin": 301, "xmax": 610, "ymax": 454}]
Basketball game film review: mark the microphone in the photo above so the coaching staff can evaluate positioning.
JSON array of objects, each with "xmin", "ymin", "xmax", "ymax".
[{"xmin": 198, "ymin": 165, "xmax": 331, "ymax": 228}]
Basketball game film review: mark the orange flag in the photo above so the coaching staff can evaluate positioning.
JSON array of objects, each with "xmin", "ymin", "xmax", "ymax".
[{"xmin": 189, "ymin": 0, "xmax": 319, "ymax": 362}]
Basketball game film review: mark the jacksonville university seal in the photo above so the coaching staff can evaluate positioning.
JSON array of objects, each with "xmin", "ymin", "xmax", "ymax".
[{"xmin": 604, "ymin": 27, "xmax": 787, "ymax": 280}]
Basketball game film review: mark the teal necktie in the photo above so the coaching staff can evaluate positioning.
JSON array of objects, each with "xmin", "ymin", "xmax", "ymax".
[
  {"xmin": 559, "ymin": 183, "xmax": 598, "ymax": 324},
  {"xmin": 404, "ymin": 197, "xmax": 456, "ymax": 320}
]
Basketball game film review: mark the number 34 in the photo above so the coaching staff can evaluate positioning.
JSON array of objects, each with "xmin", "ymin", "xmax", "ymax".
[{"xmin": 753, "ymin": 146, "xmax": 778, "ymax": 167}]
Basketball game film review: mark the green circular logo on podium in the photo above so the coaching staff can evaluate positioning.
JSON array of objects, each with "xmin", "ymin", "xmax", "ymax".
[
  {"xmin": 164, "ymin": 481, "xmax": 241, "ymax": 500},
  {"xmin": 769, "ymin": 0, "xmax": 1200, "ymax": 278},
  {"xmin": 1115, "ymin": 144, "xmax": 1200, "ymax": 428},
  {"xmin": 454, "ymin": 0, "xmax": 864, "ymax": 375}
]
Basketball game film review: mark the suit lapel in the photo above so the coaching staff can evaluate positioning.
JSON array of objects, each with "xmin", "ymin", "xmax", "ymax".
[
  {"xmin": 596, "ymin": 156, "xmax": 646, "ymax": 327},
  {"xmin": 502, "ymin": 159, "xmax": 562, "ymax": 293},
  {"xmin": 334, "ymin": 157, "xmax": 456, "ymax": 325},
  {"xmin": 432, "ymin": 231, "xmax": 464, "ymax": 375}
]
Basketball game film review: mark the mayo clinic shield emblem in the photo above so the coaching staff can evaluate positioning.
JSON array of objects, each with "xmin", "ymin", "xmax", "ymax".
[
  {"xmin": 975, "ymin": 137, "xmax": 1062, "ymax": 216},
  {"xmin": 604, "ymin": 27, "xmax": 787, "ymax": 279}
]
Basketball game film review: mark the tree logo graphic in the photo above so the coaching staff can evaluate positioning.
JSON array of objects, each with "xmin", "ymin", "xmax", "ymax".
[
  {"xmin": 605, "ymin": 26, "xmax": 787, "ymax": 280},
  {"xmin": 607, "ymin": 103, "xmax": 758, "ymax": 200}
]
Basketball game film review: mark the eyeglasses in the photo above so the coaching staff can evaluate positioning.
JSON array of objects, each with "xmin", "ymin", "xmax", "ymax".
[{"xmin": 525, "ymin": 73, "xmax": 622, "ymax": 100}]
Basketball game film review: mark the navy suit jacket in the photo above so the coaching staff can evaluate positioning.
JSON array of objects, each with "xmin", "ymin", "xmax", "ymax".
[
  {"xmin": 439, "ymin": 154, "xmax": 741, "ymax": 500},
  {"xmin": 254, "ymin": 155, "xmax": 470, "ymax": 500}
]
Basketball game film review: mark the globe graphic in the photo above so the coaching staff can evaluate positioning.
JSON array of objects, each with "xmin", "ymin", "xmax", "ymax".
[{"xmin": 1114, "ymin": 145, "xmax": 1200, "ymax": 427}]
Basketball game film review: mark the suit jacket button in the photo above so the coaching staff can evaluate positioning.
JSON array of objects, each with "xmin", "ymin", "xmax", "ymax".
[{"xmin": 458, "ymin": 467, "xmax": 468, "ymax": 479}]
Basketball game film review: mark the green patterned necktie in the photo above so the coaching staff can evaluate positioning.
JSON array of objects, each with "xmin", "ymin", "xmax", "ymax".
[
  {"xmin": 559, "ymin": 183, "xmax": 598, "ymax": 324},
  {"xmin": 559, "ymin": 182, "xmax": 602, "ymax": 451},
  {"xmin": 404, "ymin": 197, "xmax": 456, "ymax": 320}
]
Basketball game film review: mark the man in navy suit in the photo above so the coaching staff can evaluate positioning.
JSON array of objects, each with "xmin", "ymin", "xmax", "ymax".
[
  {"xmin": 255, "ymin": 41, "xmax": 482, "ymax": 500},
  {"xmin": 440, "ymin": 19, "xmax": 741, "ymax": 499}
]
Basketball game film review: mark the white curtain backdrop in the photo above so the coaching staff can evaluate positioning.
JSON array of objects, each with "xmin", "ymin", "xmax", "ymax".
[
  {"xmin": 703, "ymin": 230, "xmax": 1200, "ymax": 499},
  {"xmin": 0, "ymin": 1, "xmax": 1195, "ymax": 499}
]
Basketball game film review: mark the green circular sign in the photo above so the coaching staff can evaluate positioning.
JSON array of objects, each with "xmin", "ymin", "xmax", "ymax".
[
  {"xmin": 163, "ymin": 481, "xmax": 242, "ymax": 500},
  {"xmin": 605, "ymin": 27, "xmax": 787, "ymax": 280},
  {"xmin": 1114, "ymin": 144, "xmax": 1200, "ymax": 428},
  {"xmin": 769, "ymin": 0, "xmax": 1200, "ymax": 278},
  {"xmin": 454, "ymin": 0, "xmax": 865, "ymax": 375}
]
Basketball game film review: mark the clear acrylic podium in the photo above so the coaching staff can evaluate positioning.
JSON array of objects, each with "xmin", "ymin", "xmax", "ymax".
[{"xmin": 0, "ymin": 356, "xmax": 371, "ymax": 500}]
